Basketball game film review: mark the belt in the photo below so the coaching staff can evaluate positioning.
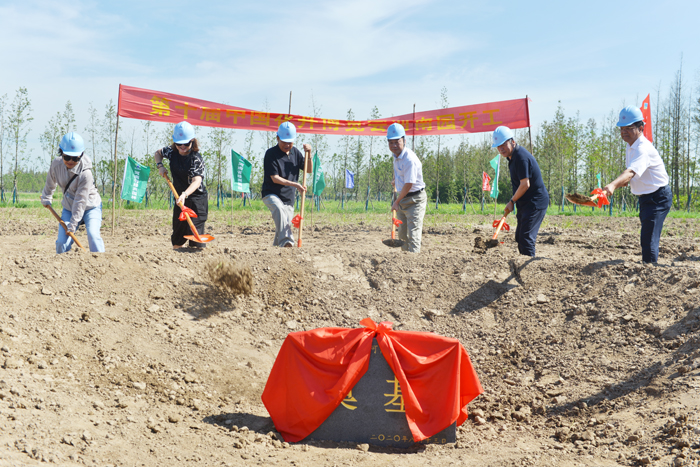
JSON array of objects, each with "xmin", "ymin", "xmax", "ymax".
[
  {"xmin": 405, "ymin": 188, "xmax": 424, "ymax": 198},
  {"xmin": 639, "ymin": 185, "xmax": 669, "ymax": 198}
]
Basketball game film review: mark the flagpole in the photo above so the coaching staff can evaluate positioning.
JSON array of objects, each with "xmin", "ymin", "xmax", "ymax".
[
  {"xmin": 411, "ymin": 104, "xmax": 416, "ymax": 151},
  {"xmin": 526, "ymin": 95, "xmax": 534, "ymax": 154},
  {"xmin": 111, "ymin": 84, "xmax": 122, "ymax": 236},
  {"xmin": 230, "ymin": 178, "xmax": 234, "ymax": 233},
  {"xmin": 494, "ymin": 156, "xmax": 500, "ymax": 217},
  {"xmin": 288, "ymin": 91, "xmax": 292, "ymax": 114}
]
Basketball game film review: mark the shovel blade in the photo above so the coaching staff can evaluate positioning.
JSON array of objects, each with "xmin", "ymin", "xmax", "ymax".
[
  {"xmin": 184, "ymin": 234, "xmax": 215, "ymax": 243},
  {"xmin": 382, "ymin": 238, "xmax": 404, "ymax": 248}
]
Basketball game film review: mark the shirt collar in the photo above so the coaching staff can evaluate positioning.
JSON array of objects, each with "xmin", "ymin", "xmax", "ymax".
[
  {"xmin": 629, "ymin": 135, "xmax": 645, "ymax": 150},
  {"xmin": 394, "ymin": 147, "xmax": 408, "ymax": 161}
]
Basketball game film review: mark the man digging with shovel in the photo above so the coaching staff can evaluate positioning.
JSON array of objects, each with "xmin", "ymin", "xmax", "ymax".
[
  {"xmin": 602, "ymin": 106, "xmax": 671, "ymax": 264},
  {"xmin": 388, "ymin": 123, "xmax": 427, "ymax": 253},
  {"xmin": 494, "ymin": 126, "xmax": 549, "ymax": 257},
  {"xmin": 261, "ymin": 122, "xmax": 312, "ymax": 247}
]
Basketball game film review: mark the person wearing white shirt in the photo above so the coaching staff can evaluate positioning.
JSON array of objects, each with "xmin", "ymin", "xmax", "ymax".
[
  {"xmin": 602, "ymin": 106, "xmax": 672, "ymax": 264},
  {"xmin": 387, "ymin": 123, "xmax": 427, "ymax": 253}
]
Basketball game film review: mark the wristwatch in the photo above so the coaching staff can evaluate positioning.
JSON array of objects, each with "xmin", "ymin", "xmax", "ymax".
[{"xmin": 156, "ymin": 162, "xmax": 164, "ymax": 168}]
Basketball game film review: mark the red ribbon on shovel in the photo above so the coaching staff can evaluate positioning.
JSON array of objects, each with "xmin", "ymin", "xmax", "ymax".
[
  {"xmin": 178, "ymin": 206, "xmax": 198, "ymax": 222},
  {"xmin": 292, "ymin": 214, "xmax": 303, "ymax": 229},
  {"xmin": 492, "ymin": 218, "xmax": 510, "ymax": 232},
  {"xmin": 393, "ymin": 218, "xmax": 403, "ymax": 227},
  {"xmin": 492, "ymin": 217, "xmax": 510, "ymax": 241},
  {"xmin": 590, "ymin": 188, "xmax": 610, "ymax": 209}
]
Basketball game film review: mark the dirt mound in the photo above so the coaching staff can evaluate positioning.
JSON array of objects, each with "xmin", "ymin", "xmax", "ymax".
[
  {"xmin": 1, "ymin": 208, "xmax": 699, "ymax": 466},
  {"xmin": 205, "ymin": 259, "xmax": 254, "ymax": 295}
]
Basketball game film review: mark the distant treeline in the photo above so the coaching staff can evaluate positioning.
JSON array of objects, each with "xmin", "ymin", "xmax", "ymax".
[{"xmin": 1, "ymin": 64, "xmax": 699, "ymax": 210}]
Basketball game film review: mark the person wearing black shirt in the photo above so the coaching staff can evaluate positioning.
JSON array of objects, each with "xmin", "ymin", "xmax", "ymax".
[
  {"xmin": 154, "ymin": 121, "xmax": 209, "ymax": 249},
  {"xmin": 493, "ymin": 126, "xmax": 550, "ymax": 257},
  {"xmin": 262, "ymin": 122, "xmax": 312, "ymax": 247}
]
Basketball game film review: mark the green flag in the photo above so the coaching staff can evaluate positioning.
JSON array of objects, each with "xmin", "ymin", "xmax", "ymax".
[
  {"xmin": 120, "ymin": 156, "xmax": 150, "ymax": 202},
  {"xmin": 596, "ymin": 172, "xmax": 601, "ymax": 189},
  {"xmin": 231, "ymin": 150, "xmax": 252, "ymax": 193},
  {"xmin": 489, "ymin": 155, "xmax": 500, "ymax": 199},
  {"xmin": 312, "ymin": 152, "xmax": 325, "ymax": 196}
]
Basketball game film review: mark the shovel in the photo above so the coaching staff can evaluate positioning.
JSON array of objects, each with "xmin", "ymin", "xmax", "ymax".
[
  {"xmin": 164, "ymin": 175, "xmax": 215, "ymax": 244},
  {"xmin": 292, "ymin": 148, "xmax": 312, "ymax": 248},
  {"xmin": 486, "ymin": 216, "xmax": 510, "ymax": 247},
  {"xmin": 565, "ymin": 188, "xmax": 610, "ymax": 208},
  {"xmin": 44, "ymin": 204, "xmax": 86, "ymax": 251},
  {"xmin": 382, "ymin": 187, "xmax": 404, "ymax": 248}
]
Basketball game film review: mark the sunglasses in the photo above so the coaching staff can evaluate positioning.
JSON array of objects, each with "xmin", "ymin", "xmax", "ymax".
[
  {"xmin": 176, "ymin": 142, "xmax": 192, "ymax": 148},
  {"xmin": 62, "ymin": 154, "xmax": 82, "ymax": 162}
]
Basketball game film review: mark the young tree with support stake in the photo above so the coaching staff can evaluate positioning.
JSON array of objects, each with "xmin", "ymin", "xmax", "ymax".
[{"xmin": 0, "ymin": 94, "xmax": 8, "ymax": 202}]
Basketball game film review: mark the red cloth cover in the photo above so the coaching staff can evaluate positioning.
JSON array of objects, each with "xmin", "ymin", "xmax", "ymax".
[{"xmin": 261, "ymin": 318, "xmax": 483, "ymax": 443}]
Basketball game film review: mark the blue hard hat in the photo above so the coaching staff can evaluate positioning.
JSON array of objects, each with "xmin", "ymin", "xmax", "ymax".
[
  {"xmin": 492, "ymin": 126, "xmax": 515, "ymax": 148},
  {"xmin": 59, "ymin": 132, "xmax": 85, "ymax": 156},
  {"xmin": 616, "ymin": 106, "xmax": 644, "ymax": 127},
  {"xmin": 173, "ymin": 121, "xmax": 196, "ymax": 144},
  {"xmin": 386, "ymin": 123, "xmax": 406, "ymax": 140},
  {"xmin": 277, "ymin": 122, "xmax": 296, "ymax": 142}
]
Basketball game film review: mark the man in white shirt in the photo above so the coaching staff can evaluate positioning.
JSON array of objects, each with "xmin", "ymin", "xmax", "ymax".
[
  {"xmin": 602, "ymin": 106, "xmax": 672, "ymax": 264},
  {"xmin": 388, "ymin": 123, "xmax": 427, "ymax": 253}
]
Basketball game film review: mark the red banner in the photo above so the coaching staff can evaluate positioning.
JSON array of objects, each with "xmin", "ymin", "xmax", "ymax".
[
  {"xmin": 117, "ymin": 84, "xmax": 530, "ymax": 136},
  {"xmin": 482, "ymin": 171, "xmax": 491, "ymax": 191},
  {"xmin": 641, "ymin": 94, "xmax": 653, "ymax": 143}
]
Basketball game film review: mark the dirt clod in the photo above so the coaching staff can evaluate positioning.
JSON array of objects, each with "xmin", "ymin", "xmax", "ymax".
[{"xmin": 205, "ymin": 259, "xmax": 254, "ymax": 294}]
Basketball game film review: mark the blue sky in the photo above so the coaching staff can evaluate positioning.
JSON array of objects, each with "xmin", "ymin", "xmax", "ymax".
[{"xmin": 1, "ymin": 0, "xmax": 699, "ymax": 165}]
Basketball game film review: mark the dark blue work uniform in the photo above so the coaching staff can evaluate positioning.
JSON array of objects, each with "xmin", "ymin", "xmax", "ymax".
[{"xmin": 508, "ymin": 145, "xmax": 549, "ymax": 257}]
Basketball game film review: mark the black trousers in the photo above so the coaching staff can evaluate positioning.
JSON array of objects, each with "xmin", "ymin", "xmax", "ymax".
[
  {"xmin": 515, "ymin": 206, "xmax": 547, "ymax": 257},
  {"xmin": 171, "ymin": 195, "xmax": 208, "ymax": 247}
]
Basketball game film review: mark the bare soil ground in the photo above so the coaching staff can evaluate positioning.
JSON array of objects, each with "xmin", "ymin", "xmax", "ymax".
[{"xmin": 1, "ymin": 207, "xmax": 699, "ymax": 467}]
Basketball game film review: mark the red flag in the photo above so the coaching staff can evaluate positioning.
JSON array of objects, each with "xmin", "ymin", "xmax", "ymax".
[
  {"xmin": 482, "ymin": 172, "xmax": 492, "ymax": 191},
  {"xmin": 641, "ymin": 94, "xmax": 653, "ymax": 143}
]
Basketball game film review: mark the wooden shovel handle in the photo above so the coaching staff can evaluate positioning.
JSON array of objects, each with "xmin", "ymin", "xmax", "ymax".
[
  {"xmin": 44, "ymin": 204, "xmax": 86, "ymax": 250},
  {"xmin": 163, "ymin": 174, "xmax": 203, "ymax": 243},
  {"xmin": 297, "ymin": 149, "xmax": 311, "ymax": 248},
  {"xmin": 492, "ymin": 216, "xmax": 506, "ymax": 240},
  {"xmin": 391, "ymin": 186, "xmax": 398, "ymax": 240}
]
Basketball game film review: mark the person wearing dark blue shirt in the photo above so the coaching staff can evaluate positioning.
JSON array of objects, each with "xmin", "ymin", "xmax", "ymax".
[{"xmin": 493, "ymin": 126, "xmax": 549, "ymax": 257}]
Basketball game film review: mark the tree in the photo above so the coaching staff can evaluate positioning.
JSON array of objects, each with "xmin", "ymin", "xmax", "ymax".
[
  {"xmin": 339, "ymin": 109, "xmax": 356, "ymax": 203},
  {"xmin": 141, "ymin": 121, "xmax": 156, "ymax": 157},
  {"xmin": 0, "ymin": 93, "xmax": 8, "ymax": 200},
  {"xmin": 307, "ymin": 94, "xmax": 330, "ymax": 198},
  {"xmin": 39, "ymin": 111, "xmax": 62, "ymax": 166},
  {"xmin": 207, "ymin": 126, "xmax": 235, "ymax": 205},
  {"xmin": 7, "ymin": 87, "xmax": 33, "ymax": 202},
  {"xmin": 99, "ymin": 100, "xmax": 122, "ymax": 196},
  {"xmin": 85, "ymin": 103, "xmax": 101, "ymax": 171},
  {"xmin": 434, "ymin": 86, "xmax": 449, "ymax": 207},
  {"xmin": 60, "ymin": 101, "xmax": 76, "ymax": 136},
  {"xmin": 365, "ymin": 106, "xmax": 381, "ymax": 204}
]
